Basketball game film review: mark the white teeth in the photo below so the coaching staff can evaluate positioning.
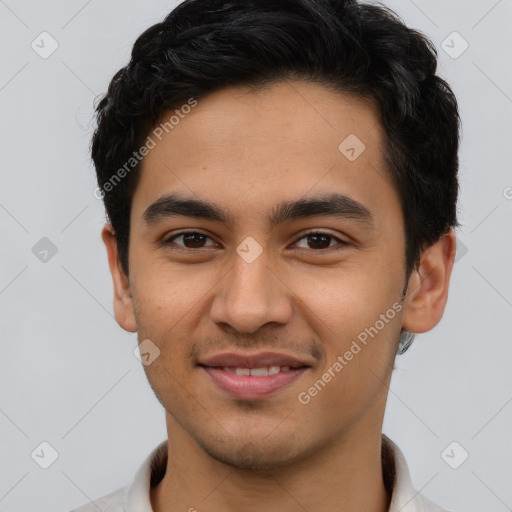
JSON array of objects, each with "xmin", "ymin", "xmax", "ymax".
[
  {"xmin": 268, "ymin": 366, "xmax": 280, "ymax": 375},
  {"xmin": 224, "ymin": 366, "xmax": 293, "ymax": 376},
  {"xmin": 250, "ymin": 367, "xmax": 269, "ymax": 376}
]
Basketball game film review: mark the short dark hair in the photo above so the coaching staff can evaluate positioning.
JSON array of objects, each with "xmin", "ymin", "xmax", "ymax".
[{"xmin": 92, "ymin": 0, "xmax": 460, "ymax": 351}]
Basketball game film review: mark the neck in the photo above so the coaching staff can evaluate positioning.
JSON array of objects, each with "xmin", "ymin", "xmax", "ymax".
[{"xmin": 150, "ymin": 421, "xmax": 391, "ymax": 512}]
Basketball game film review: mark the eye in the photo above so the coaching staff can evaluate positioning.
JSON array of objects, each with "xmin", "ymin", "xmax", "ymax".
[
  {"xmin": 162, "ymin": 231, "xmax": 218, "ymax": 249},
  {"xmin": 161, "ymin": 230, "xmax": 349, "ymax": 252},
  {"xmin": 293, "ymin": 231, "xmax": 349, "ymax": 251}
]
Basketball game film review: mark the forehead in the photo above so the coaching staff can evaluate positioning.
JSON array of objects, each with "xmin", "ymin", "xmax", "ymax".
[{"xmin": 131, "ymin": 80, "xmax": 400, "ymax": 228}]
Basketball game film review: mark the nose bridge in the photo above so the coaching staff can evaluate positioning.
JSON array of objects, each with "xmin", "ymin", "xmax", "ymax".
[{"xmin": 210, "ymin": 245, "xmax": 291, "ymax": 333}]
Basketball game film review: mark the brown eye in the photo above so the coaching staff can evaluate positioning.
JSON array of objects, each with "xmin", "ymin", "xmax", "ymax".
[
  {"xmin": 163, "ymin": 231, "xmax": 217, "ymax": 249},
  {"xmin": 294, "ymin": 232, "xmax": 348, "ymax": 251}
]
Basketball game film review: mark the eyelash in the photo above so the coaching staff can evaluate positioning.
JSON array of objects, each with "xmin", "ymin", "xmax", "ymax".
[{"xmin": 161, "ymin": 230, "xmax": 350, "ymax": 253}]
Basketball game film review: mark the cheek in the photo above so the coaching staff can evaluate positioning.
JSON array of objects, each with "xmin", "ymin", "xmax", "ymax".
[
  {"xmin": 131, "ymin": 263, "xmax": 222, "ymax": 367},
  {"xmin": 133, "ymin": 260, "xmax": 209, "ymax": 320},
  {"xmin": 292, "ymin": 265, "xmax": 402, "ymax": 379},
  {"xmin": 290, "ymin": 261, "xmax": 399, "ymax": 332},
  {"xmin": 296, "ymin": 292, "xmax": 402, "ymax": 433}
]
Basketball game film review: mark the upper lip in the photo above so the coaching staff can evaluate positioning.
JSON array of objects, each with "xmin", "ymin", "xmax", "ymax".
[{"xmin": 198, "ymin": 351, "xmax": 313, "ymax": 369}]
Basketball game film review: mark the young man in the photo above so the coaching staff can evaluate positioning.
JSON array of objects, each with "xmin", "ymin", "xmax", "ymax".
[{"xmin": 75, "ymin": 0, "xmax": 460, "ymax": 510}]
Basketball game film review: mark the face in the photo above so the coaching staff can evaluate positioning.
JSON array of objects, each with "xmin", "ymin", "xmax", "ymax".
[{"xmin": 104, "ymin": 80, "xmax": 448, "ymax": 470}]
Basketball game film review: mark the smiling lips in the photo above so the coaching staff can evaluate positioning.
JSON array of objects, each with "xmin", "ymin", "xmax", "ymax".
[{"xmin": 198, "ymin": 351, "xmax": 312, "ymax": 399}]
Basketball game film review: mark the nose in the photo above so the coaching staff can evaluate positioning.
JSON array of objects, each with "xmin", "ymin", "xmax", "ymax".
[{"xmin": 209, "ymin": 248, "xmax": 293, "ymax": 334}]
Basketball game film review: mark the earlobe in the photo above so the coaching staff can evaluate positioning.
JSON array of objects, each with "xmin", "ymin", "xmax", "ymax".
[
  {"xmin": 101, "ymin": 224, "xmax": 137, "ymax": 333},
  {"xmin": 401, "ymin": 228, "xmax": 456, "ymax": 334}
]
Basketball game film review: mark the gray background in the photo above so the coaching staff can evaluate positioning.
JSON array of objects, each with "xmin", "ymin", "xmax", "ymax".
[{"xmin": 1, "ymin": 0, "xmax": 511, "ymax": 511}]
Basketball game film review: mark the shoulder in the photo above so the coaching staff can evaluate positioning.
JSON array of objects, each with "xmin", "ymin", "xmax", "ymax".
[
  {"xmin": 413, "ymin": 492, "xmax": 449, "ymax": 511},
  {"xmin": 413, "ymin": 492, "xmax": 455, "ymax": 512},
  {"xmin": 69, "ymin": 487, "xmax": 126, "ymax": 512},
  {"xmin": 382, "ymin": 435, "xmax": 453, "ymax": 512}
]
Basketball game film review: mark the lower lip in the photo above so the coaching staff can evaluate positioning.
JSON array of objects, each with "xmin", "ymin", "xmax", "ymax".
[{"xmin": 201, "ymin": 366, "xmax": 308, "ymax": 399}]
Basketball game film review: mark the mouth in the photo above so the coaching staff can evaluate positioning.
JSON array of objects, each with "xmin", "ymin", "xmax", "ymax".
[{"xmin": 197, "ymin": 351, "xmax": 312, "ymax": 399}]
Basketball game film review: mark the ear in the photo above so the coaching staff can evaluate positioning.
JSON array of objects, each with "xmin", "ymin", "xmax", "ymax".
[
  {"xmin": 401, "ymin": 228, "xmax": 457, "ymax": 334},
  {"xmin": 101, "ymin": 224, "xmax": 137, "ymax": 333}
]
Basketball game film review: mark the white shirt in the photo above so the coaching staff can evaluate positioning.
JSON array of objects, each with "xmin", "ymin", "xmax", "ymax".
[{"xmin": 70, "ymin": 434, "xmax": 450, "ymax": 512}]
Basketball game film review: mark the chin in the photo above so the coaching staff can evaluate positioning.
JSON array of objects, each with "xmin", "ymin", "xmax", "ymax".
[{"xmin": 196, "ymin": 432, "xmax": 308, "ymax": 470}]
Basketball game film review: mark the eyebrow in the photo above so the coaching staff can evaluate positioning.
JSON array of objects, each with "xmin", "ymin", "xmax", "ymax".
[{"xmin": 141, "ymin": 192, "xmax": 374, "ymax": 229}]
